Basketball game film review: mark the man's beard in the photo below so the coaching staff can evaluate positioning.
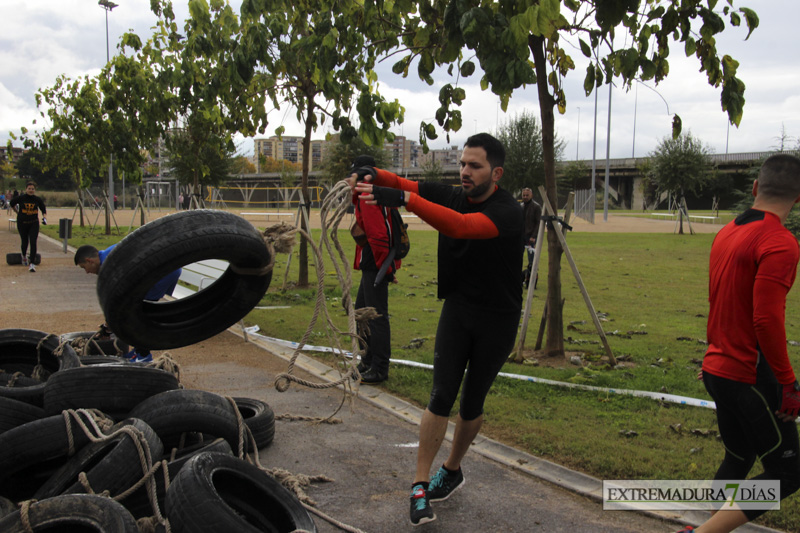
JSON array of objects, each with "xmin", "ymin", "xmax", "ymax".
[{"xmin": 464, "ymin": 179, "xmax": 493, "ymax": 198}]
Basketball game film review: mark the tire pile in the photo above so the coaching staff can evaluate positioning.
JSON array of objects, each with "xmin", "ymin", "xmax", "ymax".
[{"xmin": 0, "ymin": 328, "xmax": 317, "ymax": 532}]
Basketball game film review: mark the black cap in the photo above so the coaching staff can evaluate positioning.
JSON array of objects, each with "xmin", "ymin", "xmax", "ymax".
[{"xmin": 350, "ymin": 154, "xmax": 376, "ymax": 172}]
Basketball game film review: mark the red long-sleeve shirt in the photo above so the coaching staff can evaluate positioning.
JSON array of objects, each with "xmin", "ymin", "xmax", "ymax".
[{"xmin": 704, "ymin": 209, "xmax": 799, "ymax": 385}]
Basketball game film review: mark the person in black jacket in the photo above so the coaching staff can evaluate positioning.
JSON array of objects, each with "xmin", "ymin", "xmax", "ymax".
[{"xmin": 9, "ymin": 181, "xmax": 46, "ymax": 272}]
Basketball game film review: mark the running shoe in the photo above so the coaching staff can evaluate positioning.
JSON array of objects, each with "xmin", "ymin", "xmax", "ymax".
[
  {"xmin": 360, "ymin": 369, "xmax": 387, "ymax": 384},
  {"xmin": 427, "ymin": 465, "xmax": 465, "ymax": 502},
  {"xmin": 21, "ymin": 256, "xmax": 28, "ymax": 266},
  {"xmin": 132, "ymin": 352, "xmax": 153, "ymax": 363},
  {"xmin": 28, "ymin": 263, "xmax": 36, "ymax": 273},
  {"xmin": 409, "ymin": 483, "xmax": 435, "ymax": 526},
  {"xmin": 124, "ymin": 350, "xmax": 153, "ymax": 363}
]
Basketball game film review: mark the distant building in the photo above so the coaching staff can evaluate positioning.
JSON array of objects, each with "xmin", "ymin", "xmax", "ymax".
[
  {"xmin": 417, "ymin": 145, "xmax": 461, "ymax": 167},
  {"xmin": 384, "ymin": 135, "xmax": 421, "ymax": 169},
  {"xmin": 254, "ymin": 136, "xmax": 325, "ymax": 172},
  {"xmin": 0, "ymin": 145, "xmax": 26, "ymax": 164}
]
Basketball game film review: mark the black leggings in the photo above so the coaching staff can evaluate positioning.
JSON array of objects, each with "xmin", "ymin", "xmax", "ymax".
[
  {"xmin": 17, "ymin": 221, "xmax": 39, "ymax": 261},
  {"xmin": 704, "ymin": 364, "xmax": 800, "ymax": 520},
  {"xmin": 428, "ymin": 299, "xmax": 520, "ymax": 420}
]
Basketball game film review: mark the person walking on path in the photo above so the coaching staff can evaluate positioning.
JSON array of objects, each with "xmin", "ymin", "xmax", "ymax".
[
  {"xmin": 9, "ymin": 181, "xmax": 46, "ymax": 273},
  {"xmin": 685, "ymin": 154, "xmax": 800, "ymax": 533},
  {"xmin": 521, "ymin": 187, "xmax": 541, "ymax": 287},
  {"xmin": 349, "ymin": 154, "xmax": 401, "ymax": 384},
  {"xmin": 352, "ymin": 133, "xmax": 523, "ymax": 526},
  {"xmin": 74, "ymin": 244, "xmax": 182, "ymax": 363}
]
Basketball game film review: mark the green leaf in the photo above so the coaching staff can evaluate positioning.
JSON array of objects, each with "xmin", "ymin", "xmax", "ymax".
[
  {"xmin": 583, "ymin": 63, "xmax": 595, "ymax": 95},
  {"xmin": 739, "ymin": 7, "xmax": 759, "ymax": 39},
  {"xmin": 671, "ymin": 114, "xmax": 683, "ymax": 138},
  {"xmin": 684, "ymin": 37, "xmax": 696, "ymax": 57},
  {"xmin": 460, "ymin": 60, "xmax": 476, "ymax": 77},
  {"xmin": 579, "ymin": 38, "xmax": 591, "ymax": 58}
]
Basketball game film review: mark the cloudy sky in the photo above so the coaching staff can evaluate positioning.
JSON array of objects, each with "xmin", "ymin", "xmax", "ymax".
[{"xmin": 1, "ymin": 0, "xmax": 797, "ymax": 160}]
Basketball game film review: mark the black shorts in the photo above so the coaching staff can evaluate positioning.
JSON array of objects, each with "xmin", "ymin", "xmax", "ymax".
[
  {"xmin": 703, "ymin": 361, "xmax": 800, "ymax": 520},
  {"xmin": 427, "ymin": 299, "xmax": 519, "ymax": 420}
]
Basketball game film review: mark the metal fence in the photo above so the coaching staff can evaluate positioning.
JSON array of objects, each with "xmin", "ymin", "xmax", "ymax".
[{"xmin": 573, "ymin": 188, "xmax": 596, "ymax": 224}]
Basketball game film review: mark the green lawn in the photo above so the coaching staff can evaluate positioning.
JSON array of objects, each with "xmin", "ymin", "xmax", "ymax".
[{"xmin": 44, "ymin": 220, "xmax": 800, "ymax": 532}]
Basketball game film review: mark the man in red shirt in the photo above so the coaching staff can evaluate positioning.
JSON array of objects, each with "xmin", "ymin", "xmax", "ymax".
[{"xmin": 689, "ymin": 154, "xmax": 800, "ymax": 533}]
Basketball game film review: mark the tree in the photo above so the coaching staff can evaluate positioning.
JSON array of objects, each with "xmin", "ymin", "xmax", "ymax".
[
  {"xmin": 322, "ymin": 136, "xmax": 388, "ymax": 185},
  {"xmin": 225, "ymin": 1, "xmax": 404, "ymax": 287},
  {"xmin": 165, "ymin": 117, "xmax": 237, "ymax": 190},
  {"xmin": 496, "ymin": 110, "xmax": 563, "ymax": 195},
  {"xmin": 374, "ymin": 0, "xmax": 757, "ymax": 358},
  {"xmin": 558, "ymin": 160, "xmax": 589, "ymax": 198},
  {"xmin": 231, "ymin": 156, "xmax": 256, "ymax": 175},
  {"xmin": 421, "ymin": 158, "xmax": 444, "ymax": 182},
  {"xmin": 647, "ymin": 132, "xmax": 713, "ymax": 233}
]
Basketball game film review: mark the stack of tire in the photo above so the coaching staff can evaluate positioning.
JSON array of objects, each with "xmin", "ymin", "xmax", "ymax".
[{"xmin": 0, "ymin": 328, "xmax": 315, "ymax": 532}]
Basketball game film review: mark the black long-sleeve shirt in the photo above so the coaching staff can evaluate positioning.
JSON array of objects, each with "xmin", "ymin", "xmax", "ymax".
[{"xmin": 10, "ymin": 193, "xmax": 46, "ymax": 224}]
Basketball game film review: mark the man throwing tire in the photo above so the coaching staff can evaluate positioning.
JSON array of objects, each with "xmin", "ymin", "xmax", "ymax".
[{"xmin": 350, "ymin": 133, "xmax": 523, "ymax": 526}]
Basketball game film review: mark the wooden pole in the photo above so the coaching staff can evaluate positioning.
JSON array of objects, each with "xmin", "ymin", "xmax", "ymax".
[{"xmin": 537, "ymin": 186, "xmax": 616, "ymax": 365}]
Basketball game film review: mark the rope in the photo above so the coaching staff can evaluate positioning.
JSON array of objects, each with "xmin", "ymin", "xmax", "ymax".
[
  {"xmin": 6, "ymin": 371, "xmax": 26, "ymax": 387},
  {"xmin": 275, "ymin": 414, "xmax": 342, "ymax": 424},
  {"xmin": 272, "ymin": 181, "xmax": 366, "ymax": 403},
  {"xmin": 147, "ymin": 352, "xmax": 182, "ymax": 383},
  {"xmin": 56, "ymin": 409, "xmax": 171, "ymax": 532},
  {"xmin": 19, "ymin": 499, "xmax": 35, "ymax": 533}
]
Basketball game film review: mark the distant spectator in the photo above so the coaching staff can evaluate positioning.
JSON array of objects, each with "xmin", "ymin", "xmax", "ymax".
[{"xmin": 9, "ymin": 181, "xmax": 47, "ymax": 273}]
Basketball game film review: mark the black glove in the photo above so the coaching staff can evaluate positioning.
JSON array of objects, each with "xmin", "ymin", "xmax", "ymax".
[
  {"xmin": 353, "ymin": 166, "xmax": 377, "ymax": 182},
  {"xmin": 371, "ymin": 185, "xmax": 405, "ymax": 207}
]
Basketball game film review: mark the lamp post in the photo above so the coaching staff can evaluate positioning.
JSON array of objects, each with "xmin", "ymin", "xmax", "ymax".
[
  {"xmin": 99, "ymin": 0, "xmax": 117, "ymax": 213},
  {"xmin": 576, "ymin": 106, "xmax": 581, "ymax": 160}
]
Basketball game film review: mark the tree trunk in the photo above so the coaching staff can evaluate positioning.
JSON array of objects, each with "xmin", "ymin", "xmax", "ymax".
[
  {"xmin": 77, "ymin": 186, "xmax": 85, "ymax": 228},
  {"xmin": 297, "ymin": 98, "xmax": 315, "ymax": 288},
  {"xmin": 530, "ymin": 35, "xmax": 564, "ymax": 358}
]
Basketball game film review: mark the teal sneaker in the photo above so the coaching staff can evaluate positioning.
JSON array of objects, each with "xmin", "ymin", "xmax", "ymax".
[
  {"xmin": 409, "ymin": 483, "xmax": 435, "ymax": 526},
  {"xmin": 427, "ymin": 465, "xmax": 464, "ymax": 502}
]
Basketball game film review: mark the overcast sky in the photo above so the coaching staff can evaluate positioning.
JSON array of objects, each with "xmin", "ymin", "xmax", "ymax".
[{"xmin": 1, "ymin": 0, "xmax": 797, "ymax": 160}]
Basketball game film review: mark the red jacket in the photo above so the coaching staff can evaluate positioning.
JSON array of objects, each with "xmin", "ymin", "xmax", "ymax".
[{"xmin": 352, "ymin": 193, "xmax": 401, "ymax": 275}]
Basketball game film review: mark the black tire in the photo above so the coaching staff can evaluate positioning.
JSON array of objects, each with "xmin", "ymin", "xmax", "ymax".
[
  {"xmin": 0, "ymin": 494, "xmax": 139, "ymax": 532},
  {"xmin": 61, "ymin": 330, "xmax": 130, "ymax": 357},
  {"xmin": 5, "ymin": 253, "xmax": 40, "ymax": 265},
  {"xmin": 43, "ymin": 364, "xmax": 180, "ymax": 419},
  {"xmin": 124, "ymin": 437, "xmax": 233, "ymax": 519},
  {"xmin": 233, "ymin": 397, "xmax": 275, "ymax": 449},
  {"xmin": 129, "ymin": 389, "xmax": 245, "ymax": 451},
  {"xmin": 0, "ymin": 412, "xmax": 98, "ymax": 493},
  {"xmin": 0, "ymin": 396, "xmax": 45, "ymax": 434},
  {"xmin": 97, "ymin": 210, "xmax": 273, "ymax": 350},
  {"xmin": 0, "ymin": 496, "xmax": 15, "ymax": 520},
  {"xmin": 34, "ymin": 418, "xmax": 164, "ymax": 500},
  {"xmin": 78, "ymin": 355, "xmax": 129, "ymax": 366},
  {"xmin": 165, "ymin": 452, "xmax": 317, "ymax": 533},
  {"xmin": 0, "ymin": 328, "xmax": 80, "ymax": 406}
]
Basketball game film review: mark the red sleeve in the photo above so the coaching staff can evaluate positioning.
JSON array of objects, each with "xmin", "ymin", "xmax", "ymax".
[
  {"xmin": 374, "ymin": 168, "xmax": 420, "ymax": 194},
  {"xmin": 753, "ymin": 277, "xmax": 797, "ymax": 384},
  {"xmin": 405, "ymin": 193, "xmax": 498, "ymax": 239}
]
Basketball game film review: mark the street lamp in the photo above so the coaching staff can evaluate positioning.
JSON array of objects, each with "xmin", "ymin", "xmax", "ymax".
[
  {"xmin": 576, "ymin": 107, "xmax": 581, "ymax": 160},
  {"xmin": 99, "ymin": 0, "xmax": 118, "ymax": 212}
]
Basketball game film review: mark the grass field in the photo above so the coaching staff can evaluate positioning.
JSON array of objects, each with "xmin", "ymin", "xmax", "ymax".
[{"xmin": 43, "ymin": 218, "xmax": 800, "ymax": 531}]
